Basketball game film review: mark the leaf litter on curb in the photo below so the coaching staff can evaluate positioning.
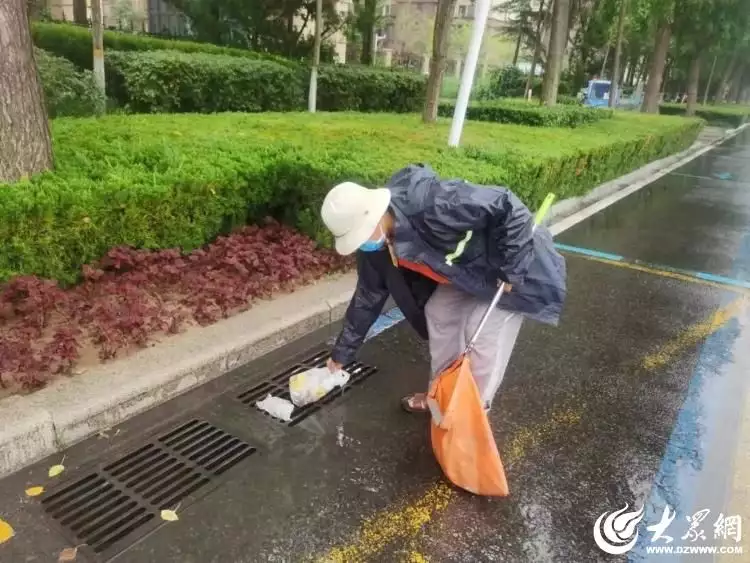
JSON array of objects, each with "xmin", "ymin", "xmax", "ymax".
[
  {"xmin": 49, "ymin": 455, "xmax": 66, "ymax": 477},
  {"xmin": 0, "ymin": 519, "xmax": 14, "ymax": 544},
  {"xmin": 160, "ymin": 510, "xmax": 179, "ymax": 522},
  {"xmin": 160, "ymin": 501, "xmax": 181, "ymax": 522},
  {"xmin": 25, "ymin": 486, "xmax": 44, "ymax": 497}
]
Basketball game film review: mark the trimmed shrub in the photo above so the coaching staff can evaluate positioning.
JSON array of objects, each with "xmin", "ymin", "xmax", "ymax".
[
  {"xmin": 35, "ymin": 48, "xmax": 104, "ymax": 117},
  {"xmin": 105, "ymin": 51, "xmax": 426, "ymax": 114},
  {"xmin": 0, "ymin": 112, "xmax": 702, "ymax": 284},
  {"xmin": 106, "ymin": 51, "xmax": 303, "ymax": 113},
  {"xmin": 659, "ymin": 103, "xmax": 749, "ymax": 127},
  {"xmin": 438, "ymin": 100, "xmax": 612, "ymax": 127},
  {"xmin": 313, "ymin": 65, "xmax": 427, "ymax": 112},
  {"xmin": 478, "ymin": 65, "xmax": 535, "ymax": 99},
  {"xmin": 557, "ymin": 95, "xmax": 580, "ymax": 106},
  {"xmin": 478, "ymin": 65, "xmax": 572, "ymax": 101},
  {"xmin": 31, "ymin": 21, "xmax": 292, "ymax": 71}
]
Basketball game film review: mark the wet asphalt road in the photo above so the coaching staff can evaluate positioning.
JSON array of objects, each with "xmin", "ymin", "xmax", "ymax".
[{"xmin": 1, "ymin": 129, "xmax": 750, "ymax": 563}]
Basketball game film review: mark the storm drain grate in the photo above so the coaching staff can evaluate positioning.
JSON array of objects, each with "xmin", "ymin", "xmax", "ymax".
[
  {"xmin": 41, "ymin": 419, "xmax": 255, "ymax": 555},
  {"xmin": 236, "ymin": 349, "xmax": 378, "ymax": 426}
]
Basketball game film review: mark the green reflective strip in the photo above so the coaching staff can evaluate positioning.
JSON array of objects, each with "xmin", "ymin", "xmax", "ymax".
[
  {"xmin": 534, "ymin": 193, "xmax": 557, "ymax": 226},
  {"xmin": 445, "ymin": 230, "xmax": 473, "ymax": 266}
]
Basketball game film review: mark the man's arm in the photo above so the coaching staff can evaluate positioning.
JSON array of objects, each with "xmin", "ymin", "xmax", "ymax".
[{"xmin": 330, "ymin": 252, "xmax": 390, "ymax": 367}]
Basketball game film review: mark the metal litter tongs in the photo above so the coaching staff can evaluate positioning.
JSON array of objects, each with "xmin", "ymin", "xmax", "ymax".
[{"xmin": 463, "ymin": 193, "xmax": 556, "ymax": 356}]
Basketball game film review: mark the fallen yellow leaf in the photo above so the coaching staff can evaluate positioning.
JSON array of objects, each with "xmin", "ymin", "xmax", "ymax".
[
  {"xmin": 0, "ymin": 519, "xmax": 14, "ymax": 544},
  {"xmin": 58, "ymin": 546, "xmax": 78, "ymax": 562},
  {"xmin": 25, "ymin": 486, "xmax": 44, "ymax": 497},
  {"xmin": 48, "ymin": 464, "xmax": 65, "ymax": 478},
  {"xmin": 160, "ymin": 509, "xmax": 179, "ymax": 522}
]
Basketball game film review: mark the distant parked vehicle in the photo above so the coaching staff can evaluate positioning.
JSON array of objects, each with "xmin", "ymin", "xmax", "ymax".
[
  {"xmin": 582, "ymin": 80, "xmax": 616, "ymax": 107},
  {"xmin": 581, "ymin": 79, "xmax": 642, "ymax": 110}
]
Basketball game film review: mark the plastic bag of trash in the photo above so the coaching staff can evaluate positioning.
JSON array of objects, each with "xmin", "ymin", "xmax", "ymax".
[
  {"xmin": 289, "ymin": 367, "xmax": 350, "ymax": 407},
  {"xmin": 256, "ymin": 394, "xmax": 294, "ymax": 422}
]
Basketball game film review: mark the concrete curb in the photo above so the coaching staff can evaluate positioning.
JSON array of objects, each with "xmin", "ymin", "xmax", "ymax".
[
  {"xmin": 0, "ymin": 274, "xmax": 355, "ymax": 478},
  {"xmin": 0, "ymin": 124, "xmax": 745, "ymax": 479}
]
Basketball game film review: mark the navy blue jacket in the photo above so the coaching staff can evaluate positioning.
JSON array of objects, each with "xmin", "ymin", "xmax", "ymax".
[{"xmin": 331, "ymin": 164, "xmax": 567, "ymax": 365}]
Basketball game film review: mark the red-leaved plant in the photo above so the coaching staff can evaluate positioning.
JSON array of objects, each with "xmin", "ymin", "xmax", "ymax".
[{"xmin": 0, "ymin": 222, "xmax": 350, "ymax": 391}]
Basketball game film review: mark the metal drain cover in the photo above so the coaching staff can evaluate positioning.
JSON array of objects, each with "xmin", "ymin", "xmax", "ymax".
[
  {"xmin": 41, "ymin": 419, "xmax": 255, "ymax": 556},
  {"xmin": 237, "ymin": 349, "xmax": 378, "ymax": 425}
]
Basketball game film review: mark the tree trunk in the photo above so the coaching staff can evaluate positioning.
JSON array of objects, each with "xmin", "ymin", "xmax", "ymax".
[
  {"xmin": 91, "ymin": 0, "xmax": 105, "ymax": 95},
  {"xmin": 541, "ymin": 0, "xmax": 570, "ymax": 106},
  {"xmin": 0, "ymin": 0, "xmax": 53, "ymax": 183},
  {"xmin": 422, "ymin": 0, "xmax": 457, "ymax": 123},
  {"xmin": 524, "ymin": 0, "xmax": 546, "ymax": 98},
  {"xmin": 568, "ymin": 0, "xmax": 592, "ymax": 85},
  {"xmin": 512, "ymin": 17, "xmax": 524, "ymax": 66},
  {"xmin": 360, "ymin": 0, "xmax": 377, "ymax": 65},
  {"xmin": 600, "ymin": 44, "xmax": 610, "ymax": 77},
  {"xmin": 715, "ymin": 49, "xmax": 739, "ymax": 102},
  {"xmin": 729, "ymin": 65, "xmax": 745, "ymax": 103},
  {"xmin": 702, "ymin": 55, "xmax": 717, "ymax": 106},
  {"xmin": 736, "ymin": 72, "xmax": 749, "ymax": 104},
  {"xmin": 73, "ymin": 0, "xmax": 87, "ymax": 24},
  {"xmin": 640, "ymin": 22, "xmax": 670, "ymax": 113},
  {"xmin": 627, "ymin": 53, "xmax": 641, "ymax": 86},
  {"xmin": 308, "ymin": 0, "xmax": 322, "ymax": 112},
  {"xmin": 685, "ymin": 55, "xmax": 700, "ymax": 116},
  {"xmin": 609, "ymin": 0, "xmax": 628, "ymax": 108}
]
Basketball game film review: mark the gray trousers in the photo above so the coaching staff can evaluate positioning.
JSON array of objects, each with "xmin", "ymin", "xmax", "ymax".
[{"xmin": 425, "ymin": 285, "xmax": 523, "ymax": 407}]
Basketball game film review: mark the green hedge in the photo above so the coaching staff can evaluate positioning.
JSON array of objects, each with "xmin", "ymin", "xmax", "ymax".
[
  {"xmin": 105, "ymin": 50, "xmax": 426, "ymax": 113},
  {"xmin": 106, "ymin": 51, "xmax": 303, "ymax": 113},
  {"xmin": 31, "ymin": 21, "xmax": 292, "ymax": 71},
  {"xmin": 35, "ymin": 48, "xmax": 104, "ymax": 118},
  {"xmin": 438, "ymin": 100, "xmax": 612, "ymax": 127},
  {"xmin": 659, "ymin": 103, "xmax": 749, "ymax": 127},
  {"xmin": 0, "ymin": 112, "xmax": 702, "ymax": 284},
  {"xmin": 313, "ymin": 65, "xmax": 426, "ymax": 112}
]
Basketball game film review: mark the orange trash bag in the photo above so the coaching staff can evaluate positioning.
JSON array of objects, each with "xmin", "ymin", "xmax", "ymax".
[
  {"xmin": 427, "ymin": 355, "xmax": 509, "ymax": 497},
  {"xmin": 426, "ymin": 192, "xmax": 556, "ymax": 497}
]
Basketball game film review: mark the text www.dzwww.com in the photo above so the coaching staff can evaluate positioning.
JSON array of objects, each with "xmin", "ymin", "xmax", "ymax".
[{"xmin": 646, "ymin": 546, "xmax": 744, "ymax": 555}]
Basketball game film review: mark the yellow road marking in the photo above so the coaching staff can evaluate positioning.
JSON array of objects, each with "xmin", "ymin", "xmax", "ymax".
[
  {"xmin": 503, "ymin": 408, "xmax": 583, "ymax": 465},
  {"xmin": 317, "ymin": 280, "xmax": 747, "ymax": 562},
  {"xmin": 317, "ymin": 483, "xmax": 454, "ymax": 563},
  {"xmin": 403, "ymin": 551, "xmax": 430, "ymax": 563},
  {"xmin": 566, "ymin": 253, "xmax": 750, "ymax": 295},
  {"xmin": 315, "ymin": 406, "xmax": 583, "ymax": 563},
  {"xmin": 642, "ymin": 298, "xmax": 747, "ymax": 371}
]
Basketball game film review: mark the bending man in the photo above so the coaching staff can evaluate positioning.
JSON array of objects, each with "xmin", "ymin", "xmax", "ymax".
[{"xmin": 321, "ymin": 164, "xmax": 566, "ymax": 412}]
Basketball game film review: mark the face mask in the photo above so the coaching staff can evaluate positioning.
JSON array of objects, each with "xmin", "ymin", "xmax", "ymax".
[{"xmin": 359, "ymin": 227, "xmax": 386, "ymax": 252}]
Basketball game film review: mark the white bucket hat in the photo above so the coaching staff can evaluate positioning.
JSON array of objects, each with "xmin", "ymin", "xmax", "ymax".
[{"xmin": 321, "ymin": 182, "xmax": 391, "ymax": 256}]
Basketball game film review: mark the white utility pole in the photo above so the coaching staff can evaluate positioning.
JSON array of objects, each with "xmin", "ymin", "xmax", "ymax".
[{"xmin": 448, "ymin": 0, "xmax": 490, "ymax": 147}]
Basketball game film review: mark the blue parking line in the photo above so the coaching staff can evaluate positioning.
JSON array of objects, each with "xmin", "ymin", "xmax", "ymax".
[
  {"xmin": 628, "ymin": 231, "xmax": 750, "ymax": 562},
  {"xmin": 556, "ymin": 243, "xmax": 750, "ymax": 290},
  {"xmin": 555, "ymin": 243, "xmax": 625, "ymax": 262},
  {"xmin": 364, "ymin": 242, "xmax": 750, "ymax": 344},
  {"xmin": 365, "ymin": 307, "xmax": 405, "ymax": 341}
]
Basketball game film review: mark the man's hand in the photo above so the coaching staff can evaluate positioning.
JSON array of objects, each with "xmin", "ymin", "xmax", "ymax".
[
  {"xmin": 327, "ymin": 358, "xmax": 344, "ymax": 373},
  {"xmin": 498, "ymin": 280, "xmax": 513, "ymax": 293}
]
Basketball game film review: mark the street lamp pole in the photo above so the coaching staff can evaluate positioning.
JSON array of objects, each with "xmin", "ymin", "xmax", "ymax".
[{"xmin": 448, "ymin": 0, "xmax": 491, "ymax": 147}]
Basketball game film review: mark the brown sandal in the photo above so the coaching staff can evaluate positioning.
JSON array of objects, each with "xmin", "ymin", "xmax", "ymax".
[{"xmin": 401, "ymin": 393, "xmax": 429, "ymax": 413}]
